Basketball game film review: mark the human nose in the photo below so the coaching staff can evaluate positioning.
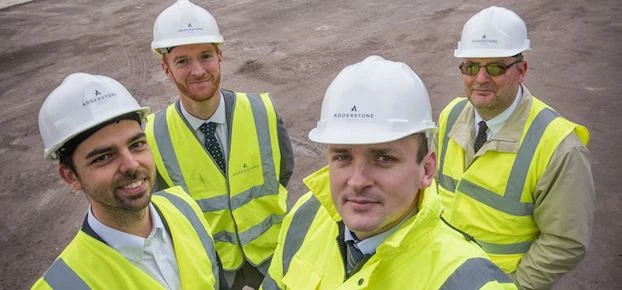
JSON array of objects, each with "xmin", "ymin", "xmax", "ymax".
[
  {"xmin": 118, "ymin": 150, "xmax": 140, "ymax": 174},
  {"xmin": 346, "ymin": 162, "xmax": 373, "ymax": 192},
  {"xmin": 474, "ymin": 65, "xmax": 491, "ymax": 82},
  {"xmin": 189, "ymin": 59, "xmax": 206, "ymax": 76}
]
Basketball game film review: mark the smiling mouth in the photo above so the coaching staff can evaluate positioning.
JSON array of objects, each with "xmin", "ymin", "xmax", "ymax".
[{"xmin": 122, "ymin": 179, "xmax": 144, "ymax": 190}]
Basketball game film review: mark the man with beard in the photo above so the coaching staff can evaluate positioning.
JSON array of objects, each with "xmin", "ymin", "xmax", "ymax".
[
  {"xmin": 436, "ymin": 6, "xmax": 595, "ymax": 289},
  {"xmin": 33, "ymin": 73, "xmax": 223, "ymax": 289},
  {"xmin": 145, "ymin": 1, "xmax": 294, "ymax": 288}
]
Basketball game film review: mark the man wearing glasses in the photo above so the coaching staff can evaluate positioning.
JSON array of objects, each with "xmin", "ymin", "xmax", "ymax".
[{"xmin": 436, "ymin": 6, "xmax": 595, "ymax": 289}]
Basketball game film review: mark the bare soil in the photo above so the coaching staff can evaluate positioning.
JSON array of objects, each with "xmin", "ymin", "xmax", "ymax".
[{"xmin": 1, "ymin": 0, "xmax": 620, "ymax": 288}]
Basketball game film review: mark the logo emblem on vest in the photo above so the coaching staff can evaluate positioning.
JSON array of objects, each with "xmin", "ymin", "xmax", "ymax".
[{"xmin": 232, "ymin": 162, "xmax": 259, "ymax": 177}]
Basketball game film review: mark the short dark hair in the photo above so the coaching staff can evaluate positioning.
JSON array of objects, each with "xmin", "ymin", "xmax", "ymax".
[
  {"xmin": 58, "ymin": 112, "xmax": 142, "ymax": 172},
  {"xmin": 414, "ymin": 133, "xmax": 429, "ymax": 163}
]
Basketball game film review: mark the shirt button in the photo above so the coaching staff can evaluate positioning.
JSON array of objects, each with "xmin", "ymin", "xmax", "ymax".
[{"xmin": 358, "ymin": 278, "xmax": 364, "ymax": 286}]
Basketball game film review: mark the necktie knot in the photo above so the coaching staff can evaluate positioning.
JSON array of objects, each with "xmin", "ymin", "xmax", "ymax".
[
  {"xmin": 474, "ymin": 121, "xmax": 488, "ymax": 152},
  {"xmin": 199, "ymin": 121, "xmax": 218, "ymax": 137},
  {"xmin": 200, "ymin": 122, "xmax": 226, "ymax": 172}
]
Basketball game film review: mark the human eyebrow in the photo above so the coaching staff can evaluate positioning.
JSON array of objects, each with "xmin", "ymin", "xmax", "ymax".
[
  {"xmin": 328, "ymin": 147, "xmax": 350, "ymax": 154},
  {"xmin": 84, "ymin": 145, "xmax": 114, "ymax": 161},
  {"xmin": 369, "ymin": 148, "xmax": 393, "ymax": 155},
  {"xmin": 127, "ymin": 132, "xmax": 147, "ymax": 145}
]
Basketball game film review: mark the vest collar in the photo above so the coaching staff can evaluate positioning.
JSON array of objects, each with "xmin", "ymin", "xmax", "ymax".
[{"xmin": 448, "ymin": 84, "xmax": 534, "ymax": 157}]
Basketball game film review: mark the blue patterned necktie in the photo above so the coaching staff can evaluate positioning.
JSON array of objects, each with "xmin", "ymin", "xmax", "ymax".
[{"xmin": 199, "ymin": 122, "xmax": 226, "ymax": 172}]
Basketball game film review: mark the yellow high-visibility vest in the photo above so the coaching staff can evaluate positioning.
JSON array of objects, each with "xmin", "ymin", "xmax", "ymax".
[
  {"xmin": 436, "ymin": 96, "xmax": 589, "ymax": 272},
  {"xmin": 145, "ymin": 90, "xmax": 287, "ymax": 270},
  {"xmin": 32, "ymin": 187, "xmax": 220, "ymax": 290}
]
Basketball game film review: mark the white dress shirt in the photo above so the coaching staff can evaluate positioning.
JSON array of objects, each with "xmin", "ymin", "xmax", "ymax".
[
  {"xmin": 474, "ymin": 86, "xmax": 523, "ymax": 141},
  {"xmin": 87, "ymin": 204, "xmax": 180, "ymax": 290},
  {"xmin": 179, "ymin": 92, "xmax": 229, "ymax": 160}
]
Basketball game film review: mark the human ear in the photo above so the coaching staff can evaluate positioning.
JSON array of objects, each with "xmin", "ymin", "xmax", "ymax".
[
  {"xmin": 161, "ymin": 58, "xmax": 174, "ymax": 81},
  {"xmin": 58, "ymin": 165, "xmax": 82, "ymax": 192},
  {"xmin": 420, "ymin": 151, "xmax": 437, "ymax": 188}
]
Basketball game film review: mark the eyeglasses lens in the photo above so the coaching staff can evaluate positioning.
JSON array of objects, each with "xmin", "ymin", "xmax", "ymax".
[{"xmin": 460, "ymin": 63, "xmax": 512, "ymax": 77}]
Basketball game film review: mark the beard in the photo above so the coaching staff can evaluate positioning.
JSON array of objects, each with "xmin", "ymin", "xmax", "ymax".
[
  {"xmin": 84, "ymin": 169, "xmax": 154, "ymax": 213},
  {"xmin": 174, "ymin": 74, "xmax": 221, "ymax": 103}
]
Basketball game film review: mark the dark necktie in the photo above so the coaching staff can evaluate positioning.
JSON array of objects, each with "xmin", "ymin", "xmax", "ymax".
[
  {"xmin": 199, "ymin": 122, "xmax": 226, "ymax": 172},
  {"xmin": 345, "ymin": 240, "xmax": 364, "ymax": 274},
  {"xmin": 474, "ymin": 120, "xmax": 488, "ymax": 152}
]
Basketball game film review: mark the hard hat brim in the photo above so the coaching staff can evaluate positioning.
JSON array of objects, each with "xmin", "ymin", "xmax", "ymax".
[
  {"xmin": 151, "ymin": 36, "xmax": 224, "ymax": 55},
  {"xmin": 44, "ymin": 106, "xmax": 151, "ymax": 161},
  {"xmin": 454, "ymin": 47, "xmax": 529, "ymax": 58},
  {"xmin": 308, "ymin": 122, "xmax": 436, "ymax": 145}
]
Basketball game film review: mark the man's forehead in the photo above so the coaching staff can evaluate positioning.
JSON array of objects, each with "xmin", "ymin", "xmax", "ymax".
[
  {"xmin": 463, "ymin": 57, "xmax": 514, "ymax": 63},
  {"xmin": 167, "ymin": 43, "xmax": 219, "ymax": 56},
  {"xmin": 78, "ymin": 120, "xmax": 142, "ymax": 149},
  {"xmin": 328, "ymin": 143, "xmax": 399, "ymax": 153}
]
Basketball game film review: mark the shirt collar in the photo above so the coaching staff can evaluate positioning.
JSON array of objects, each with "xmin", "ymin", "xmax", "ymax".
[
  {"xmin": 474, "ymin": 85, "xmax": 523, "ymax": 140},
  {"xmin": 179, "ymin": 91, "xmax": 226, "ymax": 131},
  {"xmin": 344, "ymin": 212, "xmax": 414, "ymax": 256},
  {"xmin": 87, "ymin": 203, "xmax": 166, "ymax": 262}
]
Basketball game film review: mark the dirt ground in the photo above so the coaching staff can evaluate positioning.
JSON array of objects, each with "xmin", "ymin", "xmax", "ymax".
[{"xmin": 1, "ymin": 0, "xmax": 620, "ymax": 288}]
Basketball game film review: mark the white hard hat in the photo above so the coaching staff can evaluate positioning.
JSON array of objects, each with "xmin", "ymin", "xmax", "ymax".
[
  {"xmin": 151, "ymin": 0, "xmax": 224, "ymax": 55},
  {"xmin": 38, "ymin": 73, "xmax": 150, "ymax": 161},
  {"xmin": 308, "ymin": 55, "xmax": 436, "ymax": 145},
  {"xmin": 454, "ymin": 6, "xmax": 530, "ymax": 58}
]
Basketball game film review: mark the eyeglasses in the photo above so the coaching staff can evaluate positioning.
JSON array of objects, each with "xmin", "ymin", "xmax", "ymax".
[{"xmin": 459, "ymin": 60, "xmax": 522, "ymax": 76}]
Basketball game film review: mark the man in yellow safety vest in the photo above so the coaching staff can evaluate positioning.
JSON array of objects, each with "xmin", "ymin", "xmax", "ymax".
[
  {"xmin": 146, "ymin": 1, "xmax": 294, "ymax": 288},
  {"xmin": 263, "ymin": 55, "xmax": 516, "ymax": 290},
  {"xmin": 33, "ymin": 73, "xmax": 223, "ymax": 289},
  {"xmin": 436, "ymin": 6, "xmax": 595, "ymax": 289}
]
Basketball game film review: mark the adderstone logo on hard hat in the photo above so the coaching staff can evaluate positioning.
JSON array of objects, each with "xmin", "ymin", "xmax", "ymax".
[
  {"xmin": 82, "ymin": 90, "xmax": 116, "ymax": 107},
  {"xmin": 333, "ymin": 105, "xmax": 375, "ymax": 119},
  {"xmin": 471, "ymin": 34, "xmax": 498, "ymax": 45},
  {"xmin": 178, "ymin": 23, "xmax": 204, "ymax": 33}
]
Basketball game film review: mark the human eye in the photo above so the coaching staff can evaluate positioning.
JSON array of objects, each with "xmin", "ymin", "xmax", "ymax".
[
  {"xmin": 174, "ymin": 57, "xmax": 189, "ymax": 66},
  {"xmin": 460, "ymin": 62, "xmax": 480, "ymax": 75},
  {"xmin": 330, "ymin": 153, "xmax": 351, "ymax": 163},
  {"xmin": 91, "ymin": 153, "xmax": 113, "ymax": 165},
  {"xmin": 130, "ymin": 140, "xmax": 147, "ymax": 151},
  {"xmin": 486, "ymin": 63, "xmax": 507, "ymax": 76},
  {"xmin": 376, "ymin": 154, "xmax": 396, "ymax": 163}
]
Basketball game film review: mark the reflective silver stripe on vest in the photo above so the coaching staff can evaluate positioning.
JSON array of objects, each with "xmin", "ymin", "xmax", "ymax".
[
  {"xmin": 153, "ymin": 108, "xmax": 189, "ymax": 193},
  {"xmin": 195, "ymin": 195, "xmax": 229, "ymax": 212},
  {"xmin": 505, "ymin": 108, "xmax": 558, "ymax": 201},
  {"xmin": 154, "ymin": 189, "xmax": 220, "ymax": 289},
  {"xmin": 477, "ymin": 239, "xmax": 533, "ymax": 255},
  {"xmin": 437, "ymin": 99, "xmax": 467, "ymax": 193},
  {"xmin": 439, "ymin": 257, "xmax": 512, "ymax": 290},
  {"xmin": 212, "ymin": 214, "xmax": 285, "ymax": 246},
  {"xmin": 283, "ymin": 196, "xmax": 321, "ymax": 274},
  {"xmin": 43, "ymin": 258, "xmax": 90, "ymax": 290},
  {"xmin": 438, "ymin": 102, "xmax": 558, "ymax": 216},
  {"xmin": 261, "ymin": 272, "xmax": 281, "ymax": 290},
  {"xmin": 458, "ymin": 180, "xmax": 534, "ymax": 216}
]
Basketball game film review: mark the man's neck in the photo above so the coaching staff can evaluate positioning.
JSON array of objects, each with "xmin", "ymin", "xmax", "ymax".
[
  {"xmin": 91, "ymin": 206, "xmax": 152, "ymax": 238},
  {"xmin": 179, "ymin": 92, "xmax": 220, "ymax": 120}
]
